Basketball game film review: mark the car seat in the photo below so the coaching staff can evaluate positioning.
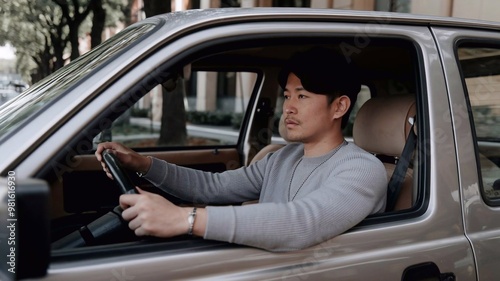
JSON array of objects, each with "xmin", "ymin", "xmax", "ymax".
[
  {"xmin": 250, "ymin": 114, "xmax": 286, "ymax": 164},
  {"xmin": 353, "ymin": 95, "xmax": 417, "ymax": 211}
]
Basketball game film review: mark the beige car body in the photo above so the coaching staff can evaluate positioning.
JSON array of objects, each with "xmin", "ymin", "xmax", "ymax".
[{"xmin": 1, "ymin": 8, "xmax": 500, "ymax": 280}]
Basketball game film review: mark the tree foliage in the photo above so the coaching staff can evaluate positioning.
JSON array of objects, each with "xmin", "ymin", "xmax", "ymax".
[{"xmin": 0, "ymin": 0, "xmax": 130, "ymax": 83}]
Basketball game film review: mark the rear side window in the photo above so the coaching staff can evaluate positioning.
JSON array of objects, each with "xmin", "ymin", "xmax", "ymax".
[{"xmin": 457, "ymin": 44, "xmax": 500, "ymax": 201}]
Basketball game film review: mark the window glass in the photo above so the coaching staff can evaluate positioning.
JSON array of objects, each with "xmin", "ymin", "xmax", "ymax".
[
  {"xmin": 457, "ymin": 46, "xmax": 500, "ymax": 200},
  {"xmin": 0, "ymin": 24, "xmax": 155, "ymax": 140},
  {"xmin": 98, "ymin": 70, "xmax": 257, "ymax": 148}
]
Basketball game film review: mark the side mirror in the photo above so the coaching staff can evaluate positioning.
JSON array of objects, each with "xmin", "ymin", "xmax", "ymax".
[{"xmin": 0, "ymin": 176, "xmax": 50, "ymax": 280}]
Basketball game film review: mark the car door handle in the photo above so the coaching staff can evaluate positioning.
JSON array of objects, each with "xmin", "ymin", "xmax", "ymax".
[{"xmin": 402, "ymin": 262, "xmax": 456, "ymax": 281}]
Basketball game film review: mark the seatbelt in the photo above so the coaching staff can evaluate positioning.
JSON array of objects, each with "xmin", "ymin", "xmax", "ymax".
[{"xmin": 386, "ymin": 119, "xmax": 417, "ymax": 212}]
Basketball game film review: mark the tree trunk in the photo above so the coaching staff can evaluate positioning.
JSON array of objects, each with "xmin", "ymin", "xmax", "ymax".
[
  {"xmin": 54, "ymin": 0, "xmax": 94, "ymax": 60},
  {"xmin": 143, "ymin": 0, "xmax": 171, "ymax": 16},
  {"xmin": 158, "ymin": 77, "xmax": 188, "ymax": 145},
  {"xmin": 389, "ymin": 0, "xmax": 398, "ymax": 12},
  {"xmin": 50, "ymin": 22, "xmax": 67, "ymax": 71},
  {"xmin": 31, "ymin": 38, "xmax": 53, "ymax": 83},
  {"xmin": 90, "ymin": 0, "xmax": 106, "ymax": 48},
  {"xmin": 143, "ymin": 0, "xmax": 187, "ymax": 146},
  {"xmin": 122, "ymin": 0, "xmax": 135, "ymax": 26},
  {"xmin": 68, "ymin": 23, "xmax": 80, "ymax": 60}
]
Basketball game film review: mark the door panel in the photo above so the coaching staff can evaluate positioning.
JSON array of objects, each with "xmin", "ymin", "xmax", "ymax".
[{"xmin": 44, "ymin": 23, "xmax": 475, "ymax": 280}]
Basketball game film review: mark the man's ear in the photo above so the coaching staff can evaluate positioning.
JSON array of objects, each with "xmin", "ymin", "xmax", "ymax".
[{"xmin": 331, "ymin": 95, "xmax": 351, "ymax": 121}]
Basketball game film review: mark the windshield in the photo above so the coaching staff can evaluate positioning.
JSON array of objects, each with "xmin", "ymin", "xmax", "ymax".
[{"xmin": 0, "ymin": 24, "xmax": 155, "ymax": 140}]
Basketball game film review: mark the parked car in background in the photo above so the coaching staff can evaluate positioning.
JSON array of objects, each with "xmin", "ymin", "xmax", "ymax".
[
  {"xmin": 0, "ymin": 78, "xmax": 28, "ymax": 106},
  {"xmin": 1, "ymin": 8, "xmax": 500, "ymax": 280},
  {"xmin": 0, "ymin": 89, "xmax": 18, "ymax": 106}
]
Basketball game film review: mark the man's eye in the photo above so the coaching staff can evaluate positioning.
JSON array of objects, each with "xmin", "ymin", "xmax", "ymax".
[
  {"xmin": 298, "ymin": 95, "xmax": 306, "ymax": 99},
  {"xmin": 284, "ymin": 95, "xmax": 290, "ymax": 99}
]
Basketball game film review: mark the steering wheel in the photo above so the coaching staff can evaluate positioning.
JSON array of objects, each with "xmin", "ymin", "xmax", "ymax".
[
  {"xmin": 102, "ymin": 150, "xmax": 137, "ymax": 194},
  {"xmin": 52, "ymin": 151, "xmax": 137, "ymax": 249}
]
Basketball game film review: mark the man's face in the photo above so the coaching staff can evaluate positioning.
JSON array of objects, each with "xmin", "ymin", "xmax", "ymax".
[{"xmin": 282, "ymin": 73, "xmax": 335, "ymax": 143}]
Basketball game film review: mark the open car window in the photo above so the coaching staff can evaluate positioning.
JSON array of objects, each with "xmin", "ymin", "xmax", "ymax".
[{"xmin": 99, "ymin": 70, "xmax": 258, "ymax": 148}]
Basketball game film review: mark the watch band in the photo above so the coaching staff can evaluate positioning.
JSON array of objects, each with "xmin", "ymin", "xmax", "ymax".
[{"xmin": 187, "ymin": 207, "xmax": 197, "ymax": 235}]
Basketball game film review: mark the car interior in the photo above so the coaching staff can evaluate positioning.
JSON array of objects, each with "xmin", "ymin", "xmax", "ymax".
[{"xmin": 41, "ymin": 35, "xmax": 427, "ymax": 252}]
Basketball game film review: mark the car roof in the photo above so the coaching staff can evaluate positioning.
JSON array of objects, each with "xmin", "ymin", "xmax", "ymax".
[{"xmin": 142, "ymin": 7, "xmax": 500, "ymax": 35}]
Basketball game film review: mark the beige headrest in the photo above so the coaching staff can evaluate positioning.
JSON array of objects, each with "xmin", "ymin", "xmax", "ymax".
[{"xmin": 353, "ymin": 95, "xmax": 416, "ymax": 157}]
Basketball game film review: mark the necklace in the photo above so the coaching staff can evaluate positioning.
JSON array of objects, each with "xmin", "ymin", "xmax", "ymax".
[{"xmin": 288, "ymin": 140, "xmax": 348, "ymax": 201}]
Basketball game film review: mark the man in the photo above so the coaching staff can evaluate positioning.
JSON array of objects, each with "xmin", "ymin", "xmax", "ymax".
[{"xmin": 95, "ymin": 47, "xmax": 387, "ymax": 252}]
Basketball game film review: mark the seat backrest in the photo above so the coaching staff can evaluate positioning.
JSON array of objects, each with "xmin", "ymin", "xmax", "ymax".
[
  {"xmin": 250, "ymin": 114, "xmax": 286, "ymax": 164},
  {"xmin": 353, "ymin": 95, "xmax": 417, "ymax": 211},
  {"xmin": 250, "ymin": 143, "xmax": 285, "ymax": 164}
]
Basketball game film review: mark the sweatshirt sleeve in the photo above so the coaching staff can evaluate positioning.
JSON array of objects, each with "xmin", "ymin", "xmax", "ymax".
[
  {"xmin": 144, "ymin": 156, "xmax": 268, "ymax": 205},
  {"xmin": 204, "ymin": 149, "xmax": 387, "ymax": 252}
]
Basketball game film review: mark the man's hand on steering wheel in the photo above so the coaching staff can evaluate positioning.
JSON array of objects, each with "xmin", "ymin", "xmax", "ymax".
[
  {"xmin": 95, "ymin": 142, "xmax": 152, "ymax": 180},
  {"xmin": 120, "ymin": 187, "xmax": 195, "ymax": 238},
  {"xmin": 95, "ymin": 142, "xmax": 207, "ymax": 239},
  {"xmin": 95, "ymin": 143, "xmax": 188, "ymax": 238}
]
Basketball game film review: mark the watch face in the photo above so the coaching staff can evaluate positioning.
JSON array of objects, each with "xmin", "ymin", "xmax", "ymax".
[{"xmin": 187, "ymin": 207, "xmax": 197, "ymax": 235}]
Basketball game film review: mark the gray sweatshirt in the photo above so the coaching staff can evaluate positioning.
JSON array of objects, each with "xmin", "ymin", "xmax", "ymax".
[{"xmin": 144, "ymin": 142, "xmax": 387, "ymax": 252}]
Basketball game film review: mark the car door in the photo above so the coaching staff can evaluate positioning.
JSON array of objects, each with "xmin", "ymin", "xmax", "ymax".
[
  {"xmin": 48, "ymin": 21, "xmax": 470, "ymax": 280},
  {"xmin": 432, "ymin": 25, "xmax": 500, "ymax": 280}
]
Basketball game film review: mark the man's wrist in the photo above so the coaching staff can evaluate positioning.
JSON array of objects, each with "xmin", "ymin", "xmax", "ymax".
[{"xmin": 136, "ymin": 156, "xmax": 152, "ymax": 177}]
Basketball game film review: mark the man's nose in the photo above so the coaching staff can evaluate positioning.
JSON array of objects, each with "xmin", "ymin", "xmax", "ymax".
[{"xmin": 284, "ymin": 101, "xmax": 296, "ymax": 114}]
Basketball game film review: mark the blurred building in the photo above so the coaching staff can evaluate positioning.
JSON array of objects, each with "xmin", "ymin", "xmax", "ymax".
[
  {"xmin": 411, "ymin": 0, "xmax": 500, "ymax": 21},
  {"xmin": 162, "ymin": 0, "xmax": 500, "ymax": 21}
]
